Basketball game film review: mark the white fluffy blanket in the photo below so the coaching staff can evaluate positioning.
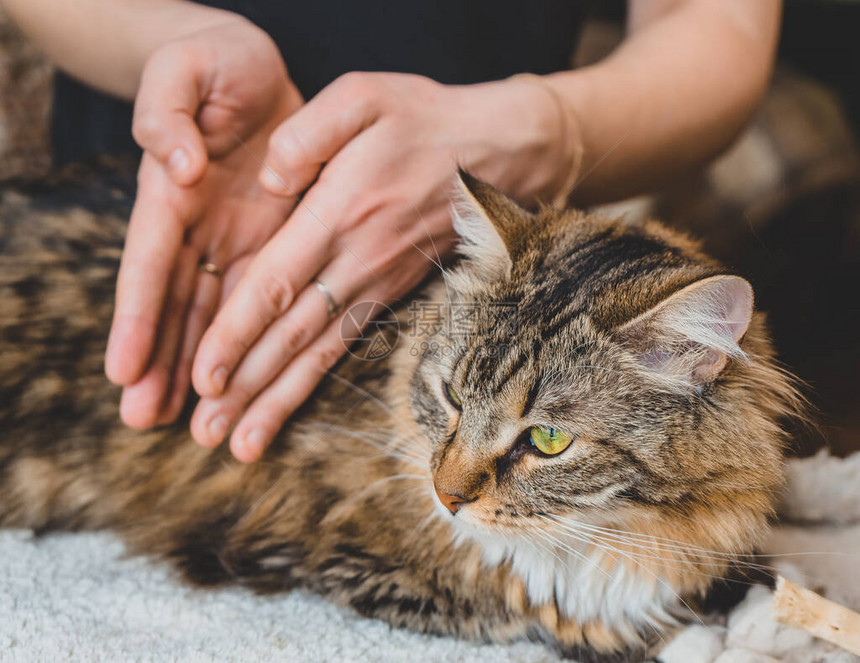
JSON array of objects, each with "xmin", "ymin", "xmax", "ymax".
[{"xmin": 1, "ymin": 451, "xmax": 858, "ymax": 663}]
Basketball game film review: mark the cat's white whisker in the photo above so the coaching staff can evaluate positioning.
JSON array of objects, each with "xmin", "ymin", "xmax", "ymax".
[
  {"xmin": 306, "ymin": 423, "xmax": 431, "ymax": 469},
  {"xmin": 547, "ymin": 514, "xmax": 795, "ymax": 563},
  {"xmin": 552, "ymin": 523, "xmax": 754, "ymax": 583},
  {"xmin": 547, "ymin": 515, "xmax": 766, "ymax": 569},
  {"xmin": 543, "ymin": 515, "xmax": 831, "ymax": 585},
  {"xmin": 529, "ymin": 527, "xmax": 613, "ymax": 580},
  {"xmin": 346, "ymin": 473, "xmax": 430, "ymax": 504},
  {"xmin": 325, "ymin": 371, "xmax": 396, "ymax": 415},
  {"xmin": 530, "ymin": 537, "xmax": 568, "ymax": 569}
]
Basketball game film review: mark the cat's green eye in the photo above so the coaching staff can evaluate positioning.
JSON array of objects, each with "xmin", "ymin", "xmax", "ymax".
[
  {"xmin": 529, "ymin": 426, "xmax": 574, "ymax": 456},
  {"xmin": 443, "ymin": 382, "xmax": 462, "ymax": 410}
]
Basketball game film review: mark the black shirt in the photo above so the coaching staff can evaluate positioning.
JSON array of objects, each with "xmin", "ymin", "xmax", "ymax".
[{"xmin": 52, "ymin": 0, "xmax": 587, "ymax": 164}]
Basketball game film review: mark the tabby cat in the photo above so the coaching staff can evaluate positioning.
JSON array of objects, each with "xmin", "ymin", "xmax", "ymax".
[{"xmin": 0, "ymin": 166, "xmax": 801, "ymax": 661}]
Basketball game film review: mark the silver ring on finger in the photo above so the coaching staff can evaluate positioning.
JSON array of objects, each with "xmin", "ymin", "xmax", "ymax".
[{"xmin": 314, "ymin": 279, "xmax": 341, "ymax": 320}]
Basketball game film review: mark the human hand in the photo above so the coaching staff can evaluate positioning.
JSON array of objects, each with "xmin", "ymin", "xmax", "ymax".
[
  {"xmin": 189, "ymin": 72, "xmax": 581, "ymax": 462},
  {"xmin": 104, "ymin": 18, "xmax": 304, "ymax": 428}
]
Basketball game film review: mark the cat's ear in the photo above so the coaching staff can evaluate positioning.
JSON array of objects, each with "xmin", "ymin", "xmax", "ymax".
[
  {"xmin": 450, "ymin": 170, "xmax": 529, "ymax": 279},
  {"xmin": 618, "ymin": 275, "xmax": 754, "ymax": 390}
]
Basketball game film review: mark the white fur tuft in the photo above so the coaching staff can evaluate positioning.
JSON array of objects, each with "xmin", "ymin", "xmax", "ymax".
[
  {"xmin": 449, "ymin": 182, "xmax": 512, "ymax": 279},
  {"xmin": 447, "ymin": 515, "xmax": 679, "ymax": 637}
]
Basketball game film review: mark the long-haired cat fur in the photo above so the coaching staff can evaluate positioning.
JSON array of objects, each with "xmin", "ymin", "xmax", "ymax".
[{"xmin": 0, "ymin": 165, "xmax": 803, "ymax": 661}]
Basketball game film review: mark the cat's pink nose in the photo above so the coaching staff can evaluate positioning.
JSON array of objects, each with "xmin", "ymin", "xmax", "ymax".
[{"xmin": 434, "ymin": 487, "xmax": 471, "ymax": 515}]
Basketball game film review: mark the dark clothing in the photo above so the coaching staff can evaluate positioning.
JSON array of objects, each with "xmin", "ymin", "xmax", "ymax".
[{"xmin": 52, "ymin": 0, "xmax": 587, "ymax": 164}]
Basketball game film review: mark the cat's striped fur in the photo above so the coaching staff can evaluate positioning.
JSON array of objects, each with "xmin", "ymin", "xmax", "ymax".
[{"xmin": 0, "ymin": 165, "xmax": 802, "ymax": 660}]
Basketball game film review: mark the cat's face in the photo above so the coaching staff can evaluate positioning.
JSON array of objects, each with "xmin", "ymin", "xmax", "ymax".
[
  {"xmin": 412, "ymin": 323, "xmax": 662, "ymax": 534},
  {"xmin": 409, "ymin": 173, "xmax": 792, "ymax": 550}
]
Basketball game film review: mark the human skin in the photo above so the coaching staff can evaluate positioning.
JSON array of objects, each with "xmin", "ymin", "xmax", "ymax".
[{"xmin": 4, "ymin": 0, "xmax": 781, "ymax": 462}]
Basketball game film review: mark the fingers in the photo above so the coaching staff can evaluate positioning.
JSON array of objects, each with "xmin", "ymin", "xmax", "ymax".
[
  {"xmin": 190, "ymin": 250, "xmax": 372, "ymax": 448},
  {"xmin": 191, "ymin": 179, "xmax": 369, "ymax": 398},
  {"xmin": 224, "ymin": 281, "xmax": 395, "ymax": 463},
  {"xmin": 156, "ymin": 266, "xmax": 223, "ymax": 425},
  {"xmin": 105, "ymin": 156, "xmax": 186, "ymax": 386},
  {"xmin": 110, "ymin": 41, "xmax": 211, "ymax": 393},
  {"xmin": 190, "ymin": 281, "xmax": 328, "ymax": 447},
  {"xmin": 228, "ymin": 313, "xmax": 356, "ymax": 463},
  {"xmin": 118, "ymin": 246, "xmax": 198, "ymax": 429},
  {"xmin": 260, "ymin": 72, "xmax": 383, "ymax": 196},
  {"xmin": 132, "ymin": 44, "xmax": 208, "ymax": 186},
  {"xmin": 190, "ymin": 219, "xmax": 329, "ymax": 397}
]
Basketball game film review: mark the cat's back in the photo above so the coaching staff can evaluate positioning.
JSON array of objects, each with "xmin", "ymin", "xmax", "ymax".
[
  {"xmin": 0, "ymin": 163, "xmax": 133, "ymax": 346},
  {"xmin": 0, "ymin": 165, "xmax": 132, "ymax": 457}
]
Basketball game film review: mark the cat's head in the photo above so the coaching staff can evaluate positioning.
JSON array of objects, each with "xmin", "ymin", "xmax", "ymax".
[{"xmin": 409, "ymin": 172, "xmax": 800, "ymax": 570}]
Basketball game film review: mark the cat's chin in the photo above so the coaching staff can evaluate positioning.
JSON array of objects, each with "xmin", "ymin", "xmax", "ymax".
[
  {"xmin": 430, "ymin": 496, "xmax": 500, "ymax": 539},
  {"xmin": 437, "ymin": 501, "xmax": 533, "ymax": 542}
]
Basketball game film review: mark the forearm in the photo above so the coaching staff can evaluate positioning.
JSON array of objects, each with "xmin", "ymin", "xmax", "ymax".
[
  {"xmin": 2, "ymin": 0, "xmax": 240, "ymax": 100},
  {"xmin": 545, "ymin": 0, "xmax": 781, "ymax": 204}
]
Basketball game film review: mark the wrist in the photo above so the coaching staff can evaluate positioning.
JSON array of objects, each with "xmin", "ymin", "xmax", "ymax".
[
  {"xmin": 505, "ymin": 74, "xmax": 584, "ymax": 208},
  {"xmin": 131, "ymin": 4, "xmax": 248, "ymax": 95},
  {"xmin": 452, "ymin": 75, "xmax": 583, "ymax": 209}
]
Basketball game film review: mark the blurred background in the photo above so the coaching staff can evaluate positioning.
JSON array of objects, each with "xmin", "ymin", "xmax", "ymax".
[{"xmin": 1, "ymin": 1, "xmax": 858, "ymax": 456}]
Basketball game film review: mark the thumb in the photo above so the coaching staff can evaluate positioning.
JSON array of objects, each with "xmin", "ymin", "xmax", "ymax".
[
  {"xmin": 132, "ymin": 44, "xmax": 208, "ymax": 186},
  {"xmin": 259, "ymin": 72, "xmax": 382, "ymax": 197}
]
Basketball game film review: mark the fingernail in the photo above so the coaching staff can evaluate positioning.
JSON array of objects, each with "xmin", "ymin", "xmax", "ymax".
[
  {"xmin": 208, "ymin": 414, "xmax": 229, "ymax": 443},
  {"xmin": 243, "ymin": 428, "xmax": 267, "ymax": 456},
  {"xmin": 168, "ymin": 148, "xmax": 189, "ymax": 176},
  {"xmin": 211, "ymin": 366, "xmax": 228, "ymax": 393},
  {"xmin": 104, "ymin": 318, "xmax": 134, "ymax": 384},
  {"xmin": 104, "ymin": 334, "xmax": 120, "ymax": 382}
]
